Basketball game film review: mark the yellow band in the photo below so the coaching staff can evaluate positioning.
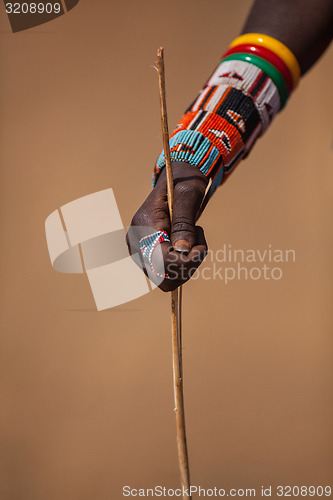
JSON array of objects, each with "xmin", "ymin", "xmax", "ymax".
[{"xmin": 230, "ymin": 33, "xmax": 301, "ymax": 88}]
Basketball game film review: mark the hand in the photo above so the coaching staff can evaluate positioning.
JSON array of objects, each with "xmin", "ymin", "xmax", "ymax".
[{"xmin": 126, "ymin": 162, "xmax": 209, "ymax": 292}]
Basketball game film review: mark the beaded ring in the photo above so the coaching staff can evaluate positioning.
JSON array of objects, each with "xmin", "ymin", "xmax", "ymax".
[{"xmin": 139, "ymin": 230, "xmax": 170, "ymax": 279}]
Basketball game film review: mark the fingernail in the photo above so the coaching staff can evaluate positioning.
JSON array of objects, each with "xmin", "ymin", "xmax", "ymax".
[{"xmin": 174, "ymin": 239, "xmax": 190, "ymax": 254}]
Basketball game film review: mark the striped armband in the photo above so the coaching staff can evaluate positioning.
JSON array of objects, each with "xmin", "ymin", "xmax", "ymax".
[{"xmin": 153, "ymin": 33, "xmax": 300, "ymax": 199}]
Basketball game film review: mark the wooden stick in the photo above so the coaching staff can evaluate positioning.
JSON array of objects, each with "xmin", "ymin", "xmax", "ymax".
[
  {"xmin": 178, "ymin": 285, "xmax": 183, "ymax": 380},
  {"xmin": 157, "ymin": 47, "xmax": 192, "ymax": 499},
  {"xmin": 157, "ymin": 47, "xmax": 174, "ymax": 218}
]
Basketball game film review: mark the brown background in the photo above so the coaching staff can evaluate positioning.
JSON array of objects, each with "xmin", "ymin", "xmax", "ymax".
[{"xmin": 0, "ymin": 1, "xmax": 332, "ymax": 499}]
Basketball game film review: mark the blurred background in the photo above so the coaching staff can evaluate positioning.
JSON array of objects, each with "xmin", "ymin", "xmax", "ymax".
[{"xmin": 0, "ymin": 1, "xmax": 332, "ymax": 498}]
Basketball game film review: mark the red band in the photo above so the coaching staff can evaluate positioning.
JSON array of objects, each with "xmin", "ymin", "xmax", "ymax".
[{"xmin": 222, "ymin": 44, "xmax": 294, "ymax": 93}]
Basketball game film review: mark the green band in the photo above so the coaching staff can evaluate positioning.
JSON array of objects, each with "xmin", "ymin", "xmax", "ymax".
[{"xmin": 222, "ymin": 53, "xmax": 289, "ymax": 109}]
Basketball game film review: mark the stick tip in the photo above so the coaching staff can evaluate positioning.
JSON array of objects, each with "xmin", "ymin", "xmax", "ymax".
[{"xmin": 157, "ymin": 46, "xmax": 164, "ymax": 58}]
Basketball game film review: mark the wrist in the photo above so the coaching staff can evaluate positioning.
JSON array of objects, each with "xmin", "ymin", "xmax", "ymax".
[{"xmin": 156, "ymin": 161, "xmax": 209, "ymax": 192}]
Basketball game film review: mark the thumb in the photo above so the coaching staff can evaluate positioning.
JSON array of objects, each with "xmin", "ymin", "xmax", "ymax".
[{"xmin": 170, "ymin": 183, "xmax": 205, "ymax": 253}]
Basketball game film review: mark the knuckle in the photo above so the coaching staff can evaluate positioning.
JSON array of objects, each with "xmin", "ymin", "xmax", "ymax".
[
  {"xmin": 131, "ymin": 205, "xmax": 168, "ymax": 230},
  {"xmin": 131, "ymin": 210, "xmax": 155, "ymax": 230},
  {"xmin": 175, "ymin": 182, "xmax": 196, "ymax": 197},
  {"xmin": 175, "ymin": 179, "xmax": 205, "ymax": 197},
  {"xmin": 171, "ymin": 218, "xmax": 195, "ymax": 235},
  {"xmin": 150, "ymin": 205, "xmax": 168, "ymax": 223},
  {"xmin": 177, "ymin": 181, "xmax": 193, "ymax": 193},
  {"xmin": 130, "ymin": 211, "xmax": 144, "ymax": 228}
]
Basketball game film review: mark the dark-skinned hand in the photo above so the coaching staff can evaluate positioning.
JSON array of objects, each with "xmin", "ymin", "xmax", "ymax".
[{"xmin": 126, "ymin": 162, "xmax": 209, "ymax": 291}]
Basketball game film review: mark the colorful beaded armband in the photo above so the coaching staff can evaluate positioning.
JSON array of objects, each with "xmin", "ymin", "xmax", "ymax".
[{"xmin": 153, "ymin": 33, "xmax": 300, "ymax": 199}]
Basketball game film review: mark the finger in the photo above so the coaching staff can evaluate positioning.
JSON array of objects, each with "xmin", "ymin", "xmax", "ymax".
[
  {"xmin": 170, "ymin": 183, "xmax": 205, "ymax": 253},
  {"xmin": 154, "ymin": 226, "xmax": 208, "ymax": 291},
  {"xmin": 171, "ymin": 227, "xmax": 207, "ymax": 277},
  {"xmin": 187, "ymin": 226, "xmax": 208, "ymax": 260},
  {"xmin": 126, "ymin": 184, "xmax": 170, "ymax": 257}
]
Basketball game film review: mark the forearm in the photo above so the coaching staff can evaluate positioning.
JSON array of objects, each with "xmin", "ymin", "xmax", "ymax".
[
  {"xmin": 131, "ymin": 1, "xmax": 333, "ymax": 290},
  {"xmin": 154, "ymin": 0, "xmax": 333, "ymax": 200},
  {"xmin": 242, "ymin": 0, "xmax": 333, "ymax": 74}
]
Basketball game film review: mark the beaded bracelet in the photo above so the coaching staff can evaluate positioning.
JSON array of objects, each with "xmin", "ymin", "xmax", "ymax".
[
  {"xmin": 205, "ymin": 58, "xmax": 281, "ymax": 131},
  {"xmin": 229, "ymin": 33, "xmax": 301, "ymax": 88},
  {"xmin": 153, "ymin": 33, "xmax": 300, "ymax": 199},
  {"xmin": 222, "ymin": 53, "xmax": 289, "ymax": 108},
  {"xmin": 223, "ymin": 44, "xmax": 294, "ymax": 93}
]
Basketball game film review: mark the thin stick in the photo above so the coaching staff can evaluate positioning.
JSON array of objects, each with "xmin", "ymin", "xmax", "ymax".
[
  {"xmin": 157, "ymin": 47, "xmax": 191, "ymax": 499},
  {"xmin": 157, "ymin": 47, "xmax": 174, "ymax": 218},
  {"xmin": 178, "ymin": 285, "xmax": 183, "ymax": 380}
]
